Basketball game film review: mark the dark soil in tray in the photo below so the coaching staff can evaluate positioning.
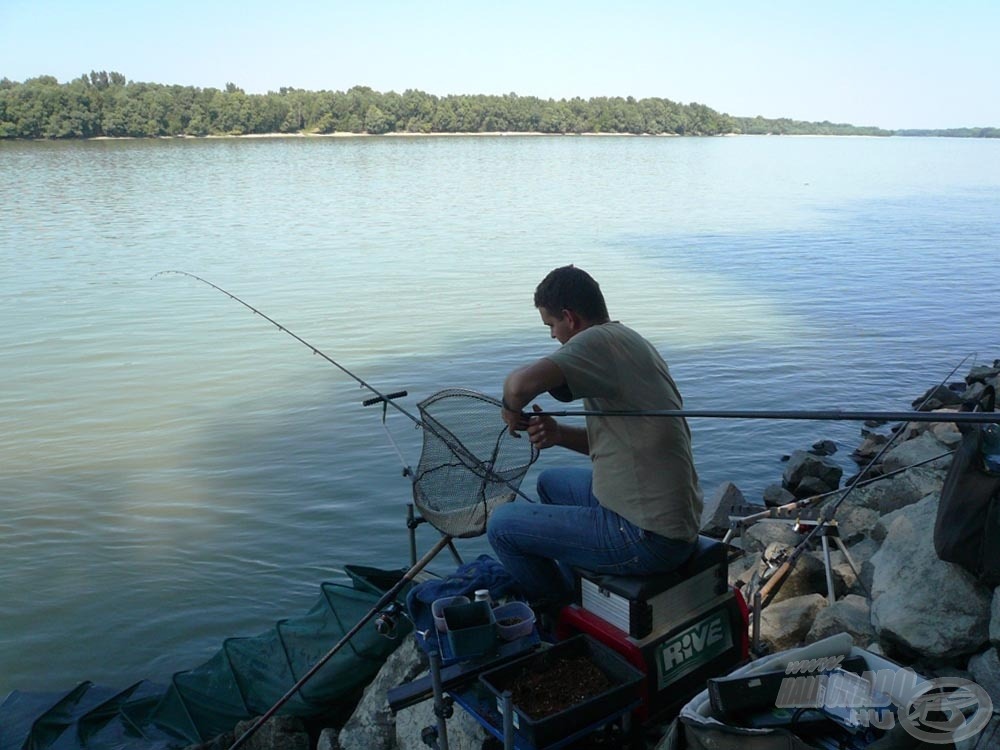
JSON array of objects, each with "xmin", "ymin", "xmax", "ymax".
[
  {"xmin": 507, "ymin": 653, "xmax": 612, "ymax": 720},
  {"xmin": 497, "ymin": 617, "xmax": 524, "ymax": 626}
]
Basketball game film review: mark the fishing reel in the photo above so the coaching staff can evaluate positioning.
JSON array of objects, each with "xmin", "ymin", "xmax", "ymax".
[{"xmin": 374, "ymin": 601, "xmax": 408, "ymax": 639}]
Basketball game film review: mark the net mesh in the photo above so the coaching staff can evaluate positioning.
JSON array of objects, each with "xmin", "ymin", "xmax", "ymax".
[{"xmin": 413, "ymin": 388, "xmax": 538, "ymax": 538}]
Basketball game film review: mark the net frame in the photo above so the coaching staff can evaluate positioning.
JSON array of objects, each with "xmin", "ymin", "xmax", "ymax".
[{"xmin": 412, "ymin": 388, "xmax": 538, "ymax": 538}]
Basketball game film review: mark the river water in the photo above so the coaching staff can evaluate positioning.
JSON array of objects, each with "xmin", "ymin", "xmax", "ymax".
[{"xmin": 1, "ymin": 134, "xmax": 999, "ymax": 693}]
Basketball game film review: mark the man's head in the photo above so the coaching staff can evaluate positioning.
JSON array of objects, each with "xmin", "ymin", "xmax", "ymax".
[{"xmin": 534, "ymin": 265, "xmax": 610, "ymax": 343}]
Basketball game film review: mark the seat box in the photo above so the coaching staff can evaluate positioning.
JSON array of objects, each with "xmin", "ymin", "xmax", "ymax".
[{"xmin": 574, "ymin": 536, "xmax": 729, "ymax": 639}]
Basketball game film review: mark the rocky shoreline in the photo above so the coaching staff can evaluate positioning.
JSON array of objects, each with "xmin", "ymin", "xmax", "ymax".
[{"xmin": 197, "ymin": 361, "xmax": 1000, "ymax": 750}]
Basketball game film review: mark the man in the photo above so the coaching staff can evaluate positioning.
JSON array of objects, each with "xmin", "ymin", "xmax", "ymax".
[{"xmin": 486, "ymin": 265, "xmax": 703, "ymax": 606}]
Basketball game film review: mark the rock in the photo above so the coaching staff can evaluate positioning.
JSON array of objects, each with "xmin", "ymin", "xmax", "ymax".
[
  {"xmin": 806, "ymin": 594, "xmax": 876, "ymax": 646},
  {"xmin": 807, "ymin": 549, "xmax": 860, "ymax": 597},
  {"xmin": 810, "ymin": 440, "xmax": 838, "ymax": 456},
  {"xmin": 394, "ymin": 694, "xmax": 488, "ymax": 750},
  {"xmin": 700, "ymin": 481, "xmax": 749, "ymax": 538},
  {"xmin": 832, "ymin": 537, "xmax": 879, "ymax": 597},
  {"xmin": 961, "ymin": 380, "xmax": 989, "ymax": 404},
  {"xmin": 728, "ymin": 551, "xmax": 759, "ymax": 589},
  {"xmin": 966, "ymin": 714, "xmax": 1000, "ymax": 750},
  {"xmin": 338, "ymin": 637, "xmax": 425, "ymax": 750},
  {"xmin": 870, "ymin": 495, "xmax": 992, "ymax": 659},
  {"xmin": 850, "ymin": 466, "xmax": 945, "ymax": 517},
  {"xmin": 992, "ymin": 589, "xmax": 1000, "ymax": 647},
  {"xmin": 967, "ymin": 647, "xmax": 1000, "ymax": 713},
  {"xmin": 316, "ymin": 729, "xmax": 340, "ymax": 750},
  {"xmin": 833, "ymin": 505, "xmax": 880, "ymax": 545},
  {"xmin": 927, "ymin": 420, "xmax": 963, "ymax": 447},
  {"xmin": 741, "ymin": 519, "xmax": 801, "ymax": 553},
  {"xmin": 763, "ymin": 543, "xmax": 833, "ymax": 604},
  {"xmin": 967, "ymin": 364, "xmax": 1000, "ymax": 385},
  {"xmin": 880, "ymin": 432, "xmax": 952, "ymax": 474},
  {"xmin": 782, "ymin": 451, "xmax": 843, "ymax": 497},
  {"xmin": 850, "ymin": 435, "xmax": 886, "ymax": 464},
  {"xmin": 795, "ymin": 476, "xmax": 836, "ymax": 499},
  {"xmin": 762, "ymin": 483, "xmax": 795, "ymax": 508},
  {"xmin": 231, "ymin": 717, "xmax": 309, "ymax": 750},
  {"xmin": 759, "ymin": 594, "xmax": 828, "ymax": 652},
  {"xmin": 865, "ymin": 641, "xmax": 885, "ymax": 657},
  {"xmin": 183, "ymin": 733, "xmax": 235, "ymax": 750},
  {"xmin": 912, "ymin": 384, "xmax": 964, "ymax": 411}
]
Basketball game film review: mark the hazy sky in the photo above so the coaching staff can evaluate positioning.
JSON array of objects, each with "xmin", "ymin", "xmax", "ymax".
[{"xmin": 2, "ymin": 0, "xmax": 997, "ymax": 130}]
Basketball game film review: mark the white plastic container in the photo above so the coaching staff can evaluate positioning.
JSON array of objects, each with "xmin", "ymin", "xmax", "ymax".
[{"xmin": 493, "ymin": 601, "xmax": 535, "ymax": 641}]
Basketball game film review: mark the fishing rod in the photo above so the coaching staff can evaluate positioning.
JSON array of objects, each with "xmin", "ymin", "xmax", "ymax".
[
  {"xmin": 154, "ymin": 270, "xmax": 536, "ymax": 503},
  {"xmin": 533, "ymin": 408, "xmax": 1000, "ymax": 425},
  {"xmin": 750, "ymin": 353, "xmax": 980, "ymax": 646}
]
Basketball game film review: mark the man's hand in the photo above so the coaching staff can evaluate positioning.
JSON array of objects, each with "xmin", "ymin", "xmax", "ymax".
[
  {"xmin": 526, "ymin": 404, "xmax": 561, "ymax": 449},
  {"xmin": 502, "ymin": 403, "xmax": 530, "ymax": 437}
]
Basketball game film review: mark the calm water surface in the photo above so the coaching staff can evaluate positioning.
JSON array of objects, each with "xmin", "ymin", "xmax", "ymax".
[{"xmin": 1, "ymin": 135, "xmax": 999, "ymax": 693}]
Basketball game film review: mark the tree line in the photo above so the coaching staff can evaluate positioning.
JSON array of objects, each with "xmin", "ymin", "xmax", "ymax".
[{"xmin": 0, "ymin": 71, "xmax": 989, "ymax": 140}]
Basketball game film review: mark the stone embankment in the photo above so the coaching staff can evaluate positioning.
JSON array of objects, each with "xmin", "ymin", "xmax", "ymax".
[{"xmin": 202, "ymin": 361, "xmax": 1000, "ymax": 750}]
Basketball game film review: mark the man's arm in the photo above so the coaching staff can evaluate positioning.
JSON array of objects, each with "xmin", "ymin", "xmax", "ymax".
[{"xmin": 502, "ymin": 358, "xmax": 589, "ymax": 454}]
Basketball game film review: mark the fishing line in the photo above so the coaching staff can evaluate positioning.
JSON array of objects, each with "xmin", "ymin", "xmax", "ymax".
[{"xmin": 154, "ymin": 270, "xmax": 536, "ymax": 503}]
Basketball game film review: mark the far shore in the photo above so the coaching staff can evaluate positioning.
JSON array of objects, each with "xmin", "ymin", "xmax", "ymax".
[
  {"xmin": 79, "ymin": 130, "xmax": 888, "ymax": 142},
  {"xmin": 88, "ymin": 131, "xmax": 683, "ymax": 141}
]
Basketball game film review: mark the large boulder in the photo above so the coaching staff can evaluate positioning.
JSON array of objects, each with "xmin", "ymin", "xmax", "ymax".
[
  {"xmin": 762, "ymin": 483, "xmax": 795, "ymax": 508},
  {"xmin": 834, "ymin": 505, "xmax": 881, "ymax": 545},
  {"xmin": 758, "ymin": 594, "xmax": 828, "ymax": 653},
  {"xmin": 880, "ymin": 432, "xmax": 952, "ymax": 475},
  {"xmin": 967, "ymin": 647, "xmax": 1000, "ymax": 713},
  {"xmin": 394, "ymin": 694, "xmax": 489, "ymax": 750},
  {"xmin": 851, "ymin": 432, "xmax": 889, "ymax": 464},
  {"xmin": 842, "ymin": 466, "xmax": 945, "ymax": 516},
  {"xmin": 966, "ymin": 363, "xmax": 1000, "ymax": 385},
  {"xmin": 741, "ymin": 519, "xmax": 801, "ymax": 553},
  {"xmin": 230, "ymin": 717, "xmax": 309, "ymax": 750},
  {"xmin": 912, "ymin": 384, "xmax": 964, "ymax": 411},
  {"xmin": 782, "ymin": 451, "xmax": 843, "ymax": 497},
  {"xmin": 992, "ymin": 589, "xmax": 1000, "ymax": 646},
  {"xmin": 826, "ymin": 537, "xmax": 879, "ymax": 597},
  {"xmin": 870, "ymin": 495, "xmax": 992, "ymax": 659},
  {"xmin": 806, "ymin": 594, "xmax": 876, "ymax": 646},
  {"xmin": 728, "ymin": 551, "xmax": 759, "ymax": 589},
  {"xmin": 700, "ymin": 481, "xmax": 750, "ymax": 538},
  {"xmin": 760, "ymin": 543, "xmax": 834, "ymax": 604},
  {"xmin": 337, "ymin": 637, "xmax": 425, "ymax": 750}
]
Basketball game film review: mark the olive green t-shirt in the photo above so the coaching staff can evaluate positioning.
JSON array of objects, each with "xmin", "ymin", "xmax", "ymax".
[{"xmin": 545, "ymin": 322, "xmax": 703, "ymax": 542}]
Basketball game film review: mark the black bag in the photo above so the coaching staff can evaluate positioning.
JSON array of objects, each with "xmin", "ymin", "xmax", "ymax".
[{"xmin": 933, "ymin": 385, "xmax": 1000, "ymax": 586}]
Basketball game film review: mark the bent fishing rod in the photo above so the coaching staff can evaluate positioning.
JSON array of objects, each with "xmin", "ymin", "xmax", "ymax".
[{"xmin": 154, "ymin": 270, "xmax": 536, "ymax": 502}]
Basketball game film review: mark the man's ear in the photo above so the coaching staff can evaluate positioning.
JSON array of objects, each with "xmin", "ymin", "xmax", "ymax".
[{"xmin": 562, "ymin": 308, "xmax": 583, "ymax": 332}]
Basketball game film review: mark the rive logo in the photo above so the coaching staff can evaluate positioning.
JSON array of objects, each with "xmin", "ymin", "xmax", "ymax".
[{"xmin": 656, "ymin": 613, "xmax": 732, "ymax": 687}]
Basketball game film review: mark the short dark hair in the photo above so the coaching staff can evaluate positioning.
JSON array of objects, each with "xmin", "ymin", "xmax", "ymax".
[{"xmin": 533, "ymin": 265, "xmax": 609, "ymax": 322}]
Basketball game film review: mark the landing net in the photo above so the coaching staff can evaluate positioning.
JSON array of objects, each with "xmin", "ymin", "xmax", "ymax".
[{"xmin": 413, "ymin": 388, "xmax": 538, "ymax": 538}]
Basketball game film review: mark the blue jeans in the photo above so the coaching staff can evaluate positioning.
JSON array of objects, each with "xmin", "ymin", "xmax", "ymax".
[{"xmin": 486, "ymin": 467, "xmax": 697, "ymax": 604}]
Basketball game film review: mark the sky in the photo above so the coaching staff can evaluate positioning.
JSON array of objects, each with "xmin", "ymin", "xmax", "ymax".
[{"xmin": 1, "ymin": 0, "xmax": 998, "ymax": 130}]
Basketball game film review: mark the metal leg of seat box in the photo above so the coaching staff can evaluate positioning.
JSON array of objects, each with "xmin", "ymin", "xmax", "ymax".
[
  {"xmin": 429, "ymin": 650, "xmax": 450, "ymax": 750},
  {"xmin": 502, "ymin": 691, "xmax": 514, "ymax": 750}
]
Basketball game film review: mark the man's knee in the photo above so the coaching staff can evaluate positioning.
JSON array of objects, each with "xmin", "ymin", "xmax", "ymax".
[
  {"xmin": 536, "ymin": 468, "xmax": 559, "ymax": 504},
  {"xmin": 486, "ymin": 501, "xmax": 516, "ymax": 547}
]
